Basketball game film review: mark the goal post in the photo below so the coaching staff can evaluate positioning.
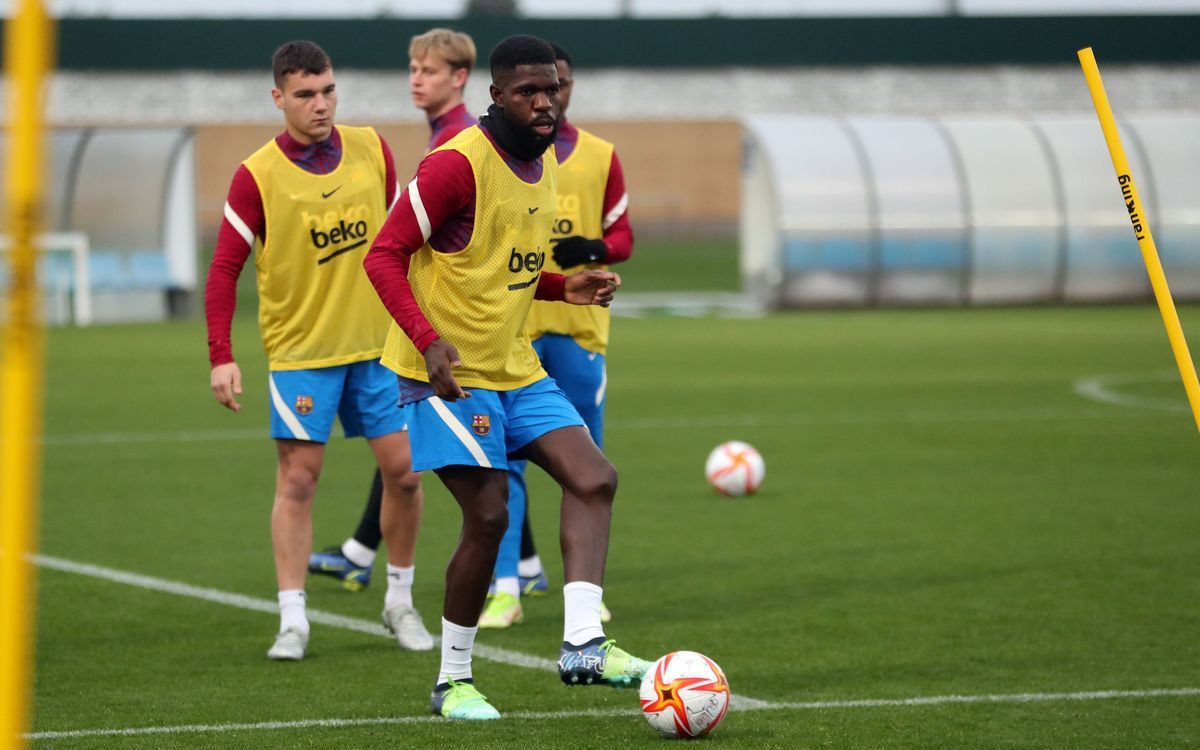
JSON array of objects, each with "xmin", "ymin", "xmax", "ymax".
[{"xmin": 0, "ymin": 232, "xmax": 92, "ymax": 327}]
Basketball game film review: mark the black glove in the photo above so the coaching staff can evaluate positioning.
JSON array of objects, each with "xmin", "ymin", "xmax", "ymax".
[{"xmin": 551, "ymin": 236, "xmax": 607, "ymax": 269}]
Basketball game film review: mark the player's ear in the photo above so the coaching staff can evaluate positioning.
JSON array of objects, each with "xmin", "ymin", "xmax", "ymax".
[
  {"xmin": 271, "ymin": 88, "xmax": 285, "ymax": 111},
  {"xmin": 453, "ymin": 66, "xmax": 469, "ymax": 90},
  {"xmin": 489, "ymin": 83, "xmax": 502, "ymax": 106}
]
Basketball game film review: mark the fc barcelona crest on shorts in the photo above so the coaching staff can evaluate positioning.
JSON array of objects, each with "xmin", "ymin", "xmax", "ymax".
[
  {"xmin": 295, "ymin": 395, "xmax": 314, "ymax": 416},
  {"xmin": 472, "ymin": 414, "xmax": 490, "ymax": 437}
]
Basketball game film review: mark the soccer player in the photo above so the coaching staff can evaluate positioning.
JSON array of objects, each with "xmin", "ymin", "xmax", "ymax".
[
  {"xmin": 479, "ymin": 42, "xmax": 633, "ymax": 629},
  {"xmin": 205, "ymin": 40, "xmax": 433, "ymax": 660},
  {"xmin": 411, "ymin": 27, "xmax": 479, "ymax": 150},
  {"xmin": 309, "ymin": 28, "xmax": 479, "ymax": 593},
  {"xmin": 364, "ymin": 34, "xmax": 651, "ymax": 720}
]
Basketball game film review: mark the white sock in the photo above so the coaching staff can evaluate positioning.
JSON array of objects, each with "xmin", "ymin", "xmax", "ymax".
[
  {"xmin": 278, "ymin": 589, "xmax": 309, "ymax": 636},
  {"xmin": 437, "ymin": 617, "xmax": 476, "ymax": 685},
  {"xmin": 562, "ymin": 581, "xmax": 605, "ymax": 646},
  {"xmin": 518, "ymin": 555, "xmax": 543, "ymax": 579},
  {"xmin": 385, "ymin": 564, "xmax": 414, "ymax": 610},
  {"xmin": 341, "ymin": 537, "xmax": 376, "ymax": 568},
  {"xmin": 494, "ymin": 575, "xmax": 520, "ymax": 599}
]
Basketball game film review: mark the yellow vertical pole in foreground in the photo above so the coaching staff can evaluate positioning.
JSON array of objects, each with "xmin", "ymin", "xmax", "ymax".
[
  {"xmin": 1, "ymin": 1, "xmax": 52, "ymax": 748},
  {"xmin": 1078, "ymin": 47, "xmax": 1200, "ymax": 436}
]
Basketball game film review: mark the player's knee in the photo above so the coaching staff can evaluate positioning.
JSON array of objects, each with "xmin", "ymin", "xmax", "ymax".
[
  {"xmin": 469, "ymin": 502, "xmax": 509, "ymax": 543},
  {"xmin": 381, "ymin": 465, "xmax": 423, "ymax": 497},
  {"xmin": 278, "ymin": 465, "xmax": 320, "ymax": 502},
  {"xmin": 397, "ymin": 469, "xmax": 423, "ymax": 494},
  {"xmin": 576, "ymin": 460, "xmax": 618, "ymax": 504}
]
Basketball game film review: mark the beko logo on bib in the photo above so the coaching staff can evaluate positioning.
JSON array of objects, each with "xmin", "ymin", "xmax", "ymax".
[{"xmin": 302, "ymin": 204, "xmax": 371, "ymax": 251}]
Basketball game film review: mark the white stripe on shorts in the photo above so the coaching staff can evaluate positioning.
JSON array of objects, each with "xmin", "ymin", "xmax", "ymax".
[
  {"xmin": 428, "ymin": 396, "xmax": 492, "ymax": 468},
  {"xmin": 268, "ymin": 374, "xmax": 312, "ymax": 441},
  {"xmin": 595, "ymin": 365, "xmax": 607, "ymax": 407}
]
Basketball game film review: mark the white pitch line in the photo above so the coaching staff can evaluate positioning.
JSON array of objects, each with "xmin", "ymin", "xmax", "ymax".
[
  {"xmin": 26, "ymin": 688, "xmax": 1200, "ymax": 741},
  {"xmin": 39, "ymin": 406, "xmax": 1170, "ymax": 448},
  {"xmin": 1072, "ymin": 372, "xmax": 1189, "ymax": 414},
  {"xmin": 766, "ymin": 687, "xmax": 1200, "ymax": 711},
  {"xmin": 606, "ymin": 407, "xmax": 1139, "ymax": 431},
  {"xmin": 33, "ymin": 555, "xmax": 765, "ymax": 701},
  {"xmin": 33, "ymin": 555, "xmax": 551, "ymax": 672},
  {"xmin": 25, "ymin": 709, "xmax": 624, "ymax": 741},
  {"xmin": 40, "ymin": 427, "xmax": 266, "ymax": 446}
]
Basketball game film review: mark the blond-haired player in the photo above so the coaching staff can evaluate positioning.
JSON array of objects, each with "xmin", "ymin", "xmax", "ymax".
[{"xmin": 410, "ymin": 27, "xmax": 477, "ymax": 150}]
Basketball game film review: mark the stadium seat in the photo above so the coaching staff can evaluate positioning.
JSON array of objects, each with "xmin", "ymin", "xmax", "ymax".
[
  {"xmin": 37, "ymin": 253, "xmax": 76, "ymax": 290},
  {"xmin": 88, "ymin": 252, "xmax": 128, "ymax": 291},
  {"xmin": 128, "ymin": 251, "xmax": 171, "ymax": 290}
]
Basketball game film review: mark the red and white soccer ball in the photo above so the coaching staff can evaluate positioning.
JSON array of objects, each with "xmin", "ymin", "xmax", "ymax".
[
  {"xmin": 704, "ymin": 441, "xmax": 765, "ymax": 496},
  {"xmin": 639, "ymin": 651, "xmax": 731, "ymax": 738}
]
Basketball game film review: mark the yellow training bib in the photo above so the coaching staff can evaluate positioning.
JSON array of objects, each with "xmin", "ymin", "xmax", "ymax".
[
  {"xmin": 381, "ymin": 126, "xmax": 558, "ymax": 390},
  {"xmin": 524, "ymin": 127, "xmax": 615, "ymax": 354},
  {"xmin": 243, "ymin": 125, "xmax": 391, "ymax": 370}
]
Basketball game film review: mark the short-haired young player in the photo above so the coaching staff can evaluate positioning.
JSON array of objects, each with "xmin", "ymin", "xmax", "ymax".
[
  {"xmin": 364, "ymin": 34, "xmax": 651, "ymax": 720},
  {"xmin": 205, "ymin": 40, "xmax": 432, "ymax": 661}
]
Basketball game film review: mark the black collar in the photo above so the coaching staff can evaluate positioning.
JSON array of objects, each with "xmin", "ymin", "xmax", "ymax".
[{"xmin": 479, "ymin": 103, "xmax": 556, "ymax": 162}]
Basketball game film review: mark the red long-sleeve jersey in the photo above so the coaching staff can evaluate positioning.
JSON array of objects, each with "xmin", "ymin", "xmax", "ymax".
[
  {"xmin": 427, "ymin": 102, "xmax": 479, "ymax": 152},
  {"xmin": 364, "ymin": 126, "xmax": 568, "ymax": 355},
  {"xmin": 554, "ymin": 118, "xmax": 634, "ymax": 263}
]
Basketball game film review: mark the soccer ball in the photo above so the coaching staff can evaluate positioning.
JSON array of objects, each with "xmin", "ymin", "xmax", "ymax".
[
  {"xmin": 704, "ymin": 441, "xmax": 765, "ymax": 496},
  {"xmin": 639, "ymin": 651, "xmax": 731, "ymax": 738}
]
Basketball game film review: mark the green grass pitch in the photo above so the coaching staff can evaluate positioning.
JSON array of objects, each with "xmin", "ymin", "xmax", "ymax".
[{"xmin": 28, "ymin": 304, "xmax": 1200, "ymax": 747}]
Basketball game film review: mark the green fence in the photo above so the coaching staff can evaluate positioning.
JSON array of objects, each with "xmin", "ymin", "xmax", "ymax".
[{"xmin": 37, "ymin": 15, "xmax": 1200, "ymax": 70}]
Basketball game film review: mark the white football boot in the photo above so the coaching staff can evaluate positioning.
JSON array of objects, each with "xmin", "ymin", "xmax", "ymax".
[
  {"xmin": 382, "ymin": 605, "xmax": 435, "ymax": 651},
  {"xmin": 267, "ymin": 627, "xmax": 308, "ymax": 661}
]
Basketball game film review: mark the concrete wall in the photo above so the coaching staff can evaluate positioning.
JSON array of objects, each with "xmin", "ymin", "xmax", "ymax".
[{"xmin": 194, "ymin": 120, "xmax": 744, "ymax": 248}]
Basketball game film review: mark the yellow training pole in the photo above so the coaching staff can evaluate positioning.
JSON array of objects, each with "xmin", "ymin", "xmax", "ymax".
[
  {"xmin": 1, "ymin": 1, "xmax": 52, "ymax": 748},
  {"xmin": 1078, "ymin": 47, "xmax": 1200, "ymax": 436}
]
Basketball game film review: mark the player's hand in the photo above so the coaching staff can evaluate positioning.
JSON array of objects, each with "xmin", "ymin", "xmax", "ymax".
[
  {"xmin": 551, "ymin": 236, "xmax": 607, "ymax": 269},
  {"xmin": 564, "ymin": 270, "xmax": 621, "ymax": 307},
  {"xmin": 423, "ymin": 338, "xmax": 470, "ymax": 402},
  {"xmin": 211, "ymin": 362, "xmax": 243, "ymax": 412}
]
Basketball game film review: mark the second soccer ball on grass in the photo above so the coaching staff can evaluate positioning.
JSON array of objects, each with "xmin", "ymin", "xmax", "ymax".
[{"xmin": 704, "ymin": 441, "xmax": 765, "ymax": 496}]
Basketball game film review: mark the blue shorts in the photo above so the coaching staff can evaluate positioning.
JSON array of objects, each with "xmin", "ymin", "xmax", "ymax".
[
  {"xmin": 403, "ymin": 376, "xmax": 585, "ymax": 472},
  {"xmin": 532, "ymin": 334, "xmax": 607, "ymax": 448},
  {"xmin": 268, "ymin": 359, "xmax": 406, "ymax": 443}
]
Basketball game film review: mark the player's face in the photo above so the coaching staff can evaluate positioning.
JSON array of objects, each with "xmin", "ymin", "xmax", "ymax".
[
  {"xmin": 409, "ymin": 54, "xmax": 467, "ymax": 117},
  {"xmin": 273, "ymin": 68, "xmax": 337, "ymax": 145},
  {"xmin": 490, "ymin": 63, "xmax": 560, "ymax": 147},
  {"xmin": 555, "ymin": 59, "xmax": 574, "ymax": 116}
]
